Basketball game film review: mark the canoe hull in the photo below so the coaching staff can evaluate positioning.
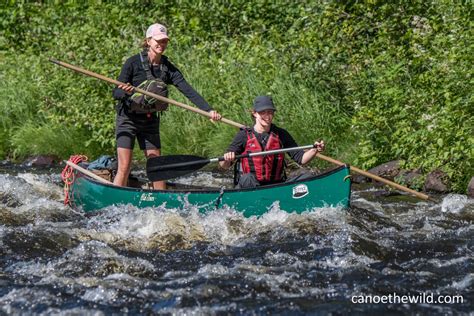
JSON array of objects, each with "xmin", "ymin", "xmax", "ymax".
[{"xmin": 69, "ymin": 166, "xmax": 351, "ymax": 217}]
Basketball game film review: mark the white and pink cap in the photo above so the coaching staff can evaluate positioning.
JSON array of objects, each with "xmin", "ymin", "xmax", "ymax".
[{"xmin": 146, "ymin": 23, "xmax": 169, "ymax": 41}]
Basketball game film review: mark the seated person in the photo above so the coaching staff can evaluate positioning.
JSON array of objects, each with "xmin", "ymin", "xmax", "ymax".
[{"xmin": 219, "ymin": 95, "xmax": 325, "ymax": 188}]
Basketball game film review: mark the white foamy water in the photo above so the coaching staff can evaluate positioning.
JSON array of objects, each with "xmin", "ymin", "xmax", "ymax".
[
  {"xmin": 0, "ymin": 169, "xmax": 472, "ymax": 314},
  {"xmin": 441, "ymin": 194, "xmax": 470, "ymax": 213}
]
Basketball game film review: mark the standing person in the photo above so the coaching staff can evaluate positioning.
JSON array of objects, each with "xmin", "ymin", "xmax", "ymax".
[
  {"xmin": 219, "ymin": 95, "xmax": 325, "ymax": 188},
  {"xmin": 113, "ymin": 23, "xmax": 221, "ymax": 189}
]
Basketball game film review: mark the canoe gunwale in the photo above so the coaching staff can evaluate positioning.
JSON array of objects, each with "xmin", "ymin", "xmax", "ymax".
[
  {"xmin": 73, "ymin": 164, "xmax": 351, "ymax": 194},
  {"xmin": 69, "ymin": 165, "xmax": 352, "ymax": 213}
]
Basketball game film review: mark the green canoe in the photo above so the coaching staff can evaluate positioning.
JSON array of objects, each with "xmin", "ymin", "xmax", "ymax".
[{"xmin": 67, "ymin": 165, "xmax": 351, "ymax": 217}]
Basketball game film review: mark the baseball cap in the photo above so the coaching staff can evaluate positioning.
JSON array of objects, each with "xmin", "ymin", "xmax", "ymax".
[
  {"xmin": 146, "ymin": 23, "xmax": 169, "ymax": 41},
  {"xmin": 253, "ymin": 95, "xmax": 276, "ymax": 112}
]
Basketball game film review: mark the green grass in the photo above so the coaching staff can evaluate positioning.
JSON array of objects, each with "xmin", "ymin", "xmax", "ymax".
[{"xmin": 0, "ymin": 0, "xmax": 471, "ymax": 191}]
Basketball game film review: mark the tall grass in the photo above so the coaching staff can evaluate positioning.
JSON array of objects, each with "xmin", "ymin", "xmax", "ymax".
[
  {"xmin": 1, "ymin": 1, "xmax": 471, "ymax": 191},
  {"xmin": 160, "ymin": 43, "xmax": 354, "ymax": 168},
  {"xmin": 10, "ymin": 123, "xmax": 103, "ymax": 159}
]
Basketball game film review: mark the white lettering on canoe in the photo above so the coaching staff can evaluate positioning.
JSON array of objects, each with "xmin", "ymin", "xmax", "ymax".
[
  {"xmin": 292, "ymin": 184, "xmax": 309, "ymax": 199},
  {"xmin": 140, "ymin": 192, "xmax": 155, "ymax": 202}
]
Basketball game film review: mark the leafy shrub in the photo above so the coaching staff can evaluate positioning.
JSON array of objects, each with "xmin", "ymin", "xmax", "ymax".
[{"xmin": 0, "ymin": 1, "xmax": 471, "ymax": 191}]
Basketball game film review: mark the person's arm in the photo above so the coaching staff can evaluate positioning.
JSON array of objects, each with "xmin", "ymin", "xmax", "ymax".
[
  {"xmin": 278, "ymin": 128, "xmax": 304, "ymax": 164},
  {"xmin": 278, "ymin": 128, "xmax": 324, "ymax": 165},
  {"xmin": 219, "ymin": 130, "xmax": 247, "ymax": 169},
  {"xmin": 300, "ymin": 140, "xmax": 325, "ymax": 165},
  {"xmin": 220, "ymin": 152, "xmax": 236, "ymax": 169},
  {"xmin": 113, "ymin": 58, "xmax": 134, "ymax": 100},
  {"xmin": 167, "ymin": 62, "xmax": 212, "ymax": 111}
]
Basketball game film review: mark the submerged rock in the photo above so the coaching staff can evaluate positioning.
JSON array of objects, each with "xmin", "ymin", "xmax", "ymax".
[
  {"xmin": 0, "ymin": 160, "xmax": 12, "ymax": 166},
  {"xmin": 23, "ymin": 155, "xmax": 60, "ymax": 168}
]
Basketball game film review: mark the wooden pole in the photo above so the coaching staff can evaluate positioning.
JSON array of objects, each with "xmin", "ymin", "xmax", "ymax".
[
  {"xmin": 52, "ymin": 58, "xmax": 431, "ymax": 201},
  {"xmin": 49, "ymin": 58, "xmax": 245, "ymax": 129},
  {"xmin": 315, "ymin": 154, "xmax": 431, "ymax": 200},
  {"xmin": 65, "ymin": 160, "xmax": 112, "ymax": 184}
]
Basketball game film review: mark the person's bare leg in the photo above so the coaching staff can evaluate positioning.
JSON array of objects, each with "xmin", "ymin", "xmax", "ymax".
[
  {"xmin": 114, "ymin": 147, "xmax": 133, "ymax": 187},
  {"xmin": 145, "ymin": 148, "xmax": 166, "ymax": 190}
]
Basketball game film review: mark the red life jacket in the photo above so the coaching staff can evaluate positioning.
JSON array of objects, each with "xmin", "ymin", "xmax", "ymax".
[{"xmin": 240, "ymin": 129, "xmax": 285, "ymax": 182}]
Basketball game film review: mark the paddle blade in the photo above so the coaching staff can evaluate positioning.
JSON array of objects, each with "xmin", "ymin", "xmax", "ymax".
[{"xmin": 146, "ymin": 155, "xmax": 210, "ymax": 181}]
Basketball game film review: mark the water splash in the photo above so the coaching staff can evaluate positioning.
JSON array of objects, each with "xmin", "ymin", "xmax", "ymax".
[
  {"xmin": 441, "ymin": 194, "xmax": 470, "ymax": 213},
  {"xmin": 0, "ymin": 170, "xmax": 472, "ymax": 314}
]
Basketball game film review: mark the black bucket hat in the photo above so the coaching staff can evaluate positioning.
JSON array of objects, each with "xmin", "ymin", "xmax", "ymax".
[{"xmin": 253, "ymin": 95, "xmax": 276, "ymax": 112}]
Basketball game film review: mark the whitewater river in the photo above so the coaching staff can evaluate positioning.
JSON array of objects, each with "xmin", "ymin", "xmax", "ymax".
[{"xmin": 0, "ymin": 165, "xmax": 472, "ymax": 315}]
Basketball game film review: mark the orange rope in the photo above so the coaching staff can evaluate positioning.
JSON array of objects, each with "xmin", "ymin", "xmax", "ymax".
[{"xmin": 61, "ymin": 155, "xmax": 88, "ymax": 205}]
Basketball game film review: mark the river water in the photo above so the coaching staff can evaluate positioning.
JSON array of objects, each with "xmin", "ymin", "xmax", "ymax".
[{"xmin": 0, "ymin": 166, "xmax": 472, "ymax": 315}]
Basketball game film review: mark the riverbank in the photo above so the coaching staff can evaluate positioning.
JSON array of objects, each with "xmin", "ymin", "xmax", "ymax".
[
  {"xmin": 2, "ymin": 154, "xmax": 473, "ymax": 198},
  {"xmin": 1, "ymin": 1, "xmax": 472, "ymax": 192}
]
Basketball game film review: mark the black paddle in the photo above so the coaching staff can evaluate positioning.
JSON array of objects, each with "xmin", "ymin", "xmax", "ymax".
[{"xmin": 146, "ymin": 144, "xmax": 317, "ymax": 181}]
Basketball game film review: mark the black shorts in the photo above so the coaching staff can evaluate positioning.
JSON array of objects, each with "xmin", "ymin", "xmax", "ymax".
[{"xmin": 115, "ymin": 112, "xmax": 161, "ymax": 150}]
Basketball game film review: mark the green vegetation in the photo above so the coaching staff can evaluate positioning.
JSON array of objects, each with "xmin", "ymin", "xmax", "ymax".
[{"xmin": 1, "ymin": 1, "xmax": 472, "ymax": 191}]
